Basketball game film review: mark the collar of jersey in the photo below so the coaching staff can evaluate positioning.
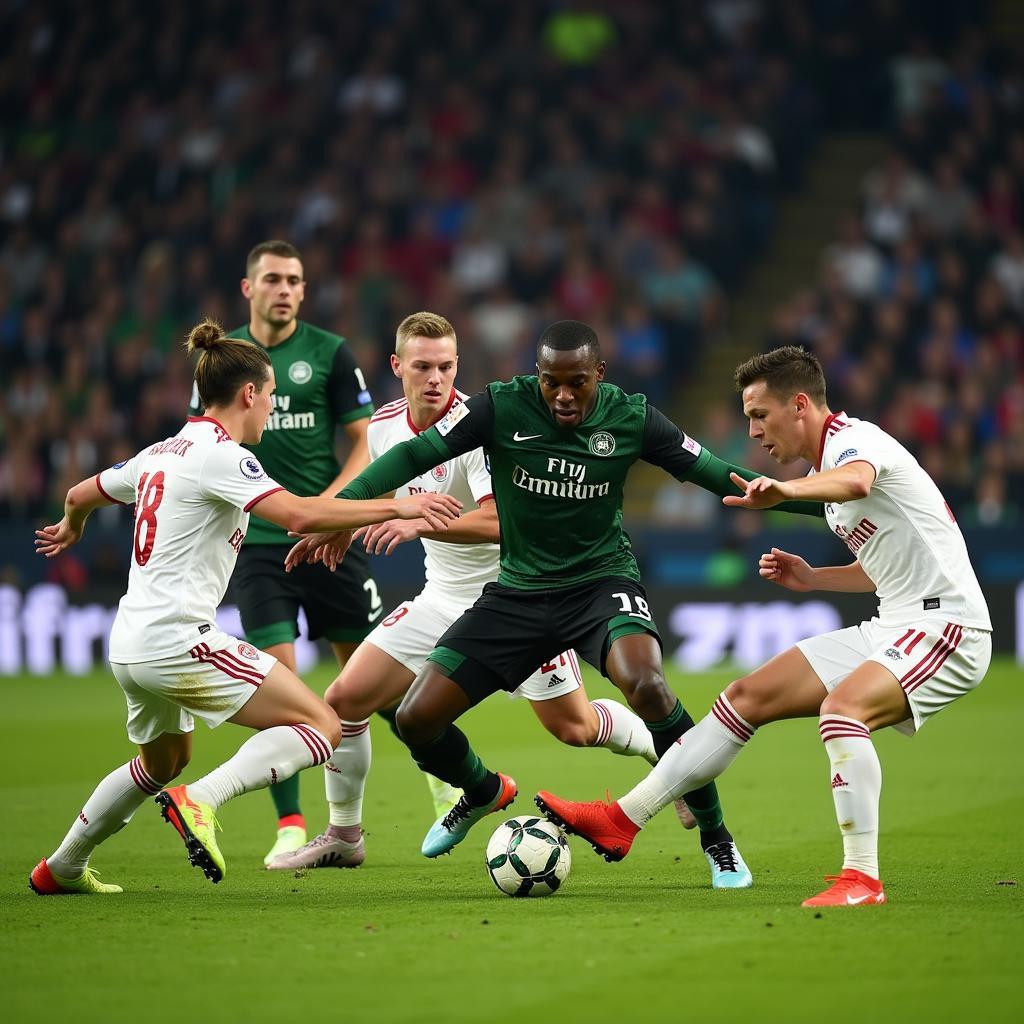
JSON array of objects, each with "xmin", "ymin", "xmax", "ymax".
[
  {"xmin": 407, "ymin": 388, "xmax": 457, "ymax": 435},
  {"xmin": 188, "ymin": 414, "xmax": 231, "ymax": 435},
  {"xmin": 815, "ymin": 410, "xmax": 846, "ymax": 471}
]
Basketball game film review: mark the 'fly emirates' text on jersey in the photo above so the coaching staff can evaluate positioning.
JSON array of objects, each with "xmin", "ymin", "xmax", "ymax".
[
  {"xmin": 344, "ymin": 377, "xmax": 721, "ymax": 590},
  {"xmin": 814, "ymin": 412, "xmax": 991, "ymax": 630},
  {"xmin": 368, "ymin": 390, "xmax": 497, "ymax": 597},
  {"xmin": 96, "ymin": 416, "xmax": 284, "ymax": 662}
]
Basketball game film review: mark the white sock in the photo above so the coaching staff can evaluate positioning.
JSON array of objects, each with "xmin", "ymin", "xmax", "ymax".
[
  {"xmin": 819, "ymin": 714, "xmax": 881, "ymax": 878},
  {"xmin": 590, "ymin": 699, "xmax": 657, "ymax": 764},
  {"xmin": 618, "ymin": 694, "xmax": 754, "ymax": 827},
  {"xmin": 326, "ymin": 721, "xmax": 371, "ymax": 827},
  {"xmin": 49, "ymin": 757, "xmax": 162, "ymax": 876},
  {"xmin": 189, "ymin": 724, "xmax": 333, "ymax": 811}
]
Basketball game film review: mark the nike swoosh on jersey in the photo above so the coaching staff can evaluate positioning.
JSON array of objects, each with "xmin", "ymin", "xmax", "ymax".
[{"xmin": 513, "ymin": 432, "xmax": 543, "ymax": 441}]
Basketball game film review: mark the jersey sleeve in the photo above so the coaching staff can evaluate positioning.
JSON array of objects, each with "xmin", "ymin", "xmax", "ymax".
[
  {"xmin": 328, "ymin": 343, "xmax": 375, "ymax": 424},
  {"xmin": 199, "ymin": 444, "xmax": 285, "ymax": 512},
  {"xmin": 421, "ymin": 389, "xmax": 495, "ymax": 460},
  {"xmin": 461, "ymin": 446, "xmax": 494, "ymax": 504},
  {"xmin": 640, "ymin": 405, "xmax": 704, "ymax": 478},
  {"xmin": 822, "ymin": 422, "xmax": 887, "ymax": 480},
  {"xmin": 96, "ymin": 455, "xmax": 142, "ymax": 505}
]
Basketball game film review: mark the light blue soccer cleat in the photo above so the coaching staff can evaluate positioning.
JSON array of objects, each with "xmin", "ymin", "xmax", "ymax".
[
  {"xmin": 704, "ymin": 840, "xmax": 753, "ymax": 889},
  {"xmin": 421, "ymin": 773, "xmax": 517, "ymax": 858}
]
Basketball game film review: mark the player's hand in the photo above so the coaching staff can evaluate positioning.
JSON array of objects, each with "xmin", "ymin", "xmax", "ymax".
[
  {"xmin": 34, "ymin": 516, "xmax": 83, "ymax": 557},
  {"xmin": 360, "ymin": 518, "xmax": 425, "ymax": 555},
  {"xmin": 758, "ymin": 547, "xmax": 816, "ymax": 591},
  {"xmin": 722, "ymin": 472, "xmax": 789, "ymax": 509},
  {"xmin": 284, "ymin": 530, "xmax": 352, "ymax": 572},
  {"xmin": 395, "ymin": 493, "xmax": 461, "ymax": 531}
]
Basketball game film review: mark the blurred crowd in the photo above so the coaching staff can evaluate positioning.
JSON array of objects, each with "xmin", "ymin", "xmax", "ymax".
[
  {"xmin": 0, "ymin": 0, "xmax": 1004, "ymax": 542},
  {"xmin": 760, "ymin": 28, "xmax": 1024, "ymax": 530}
]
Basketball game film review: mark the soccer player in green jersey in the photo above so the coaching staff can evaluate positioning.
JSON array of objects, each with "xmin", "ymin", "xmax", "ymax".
[
  {"xmin": 294, "ymin": 320, "xmax": 823, "ymax": 886},
  {"xmin": 191, "ymin": 240, "xmax": 382, "ymax": 865}
]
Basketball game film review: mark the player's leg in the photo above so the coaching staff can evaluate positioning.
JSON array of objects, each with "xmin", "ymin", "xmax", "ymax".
[
  {"xmin": 267, "ymin": 640, "xmax": 415, "ymax": 870},
  {"xmin": 31, "ymin": 666, "xmax": 194, "ymax": 895},
  {"xmin": 538, "ymin": 644, "xmax": 826, "ymax": 876},
  {"xmin": 525, "ymin": 651, "xmax": 658, "ymax": 762},
  {"xmin": 398, "ymin": 660, "xmax": 517, "ymax": 857},
  {"xmin": 156, "ymin": 642, "xmax": 340, "ymax": 883}
]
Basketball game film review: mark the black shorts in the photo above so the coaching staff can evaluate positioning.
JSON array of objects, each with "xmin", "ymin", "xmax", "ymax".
[
  {"xmin": 229, "ymin": 543, "xmax": 383, "ymax": 648},
  {"xmin": 427, "ymin": 577, "xmax": 661, "ymax": 703}
]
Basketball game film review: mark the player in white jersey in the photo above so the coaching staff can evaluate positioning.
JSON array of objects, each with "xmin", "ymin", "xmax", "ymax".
[
  {"xmin": 268, "ymin": 311, "xmax": 689, "ymax": 873},
  {"xmin": 28, "ymin": 319, "xmax": 460, "ymax": 895},
  {"xmin": 536, "ymin": 345, "xmax": 992, "ymax": 908}
]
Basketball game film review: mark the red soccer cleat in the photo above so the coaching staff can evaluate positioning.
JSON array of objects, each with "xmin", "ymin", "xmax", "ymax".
[
  {"xmin": 534, "ymin": 791, "xmax": 639, "ymax": 861},
  {"xmin": 801, "ymin": 868, "xmax": 886, "ymax": 907}
]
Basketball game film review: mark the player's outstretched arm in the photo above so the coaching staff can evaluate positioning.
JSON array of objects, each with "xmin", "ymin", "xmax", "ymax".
[
  {"xmin": 723, "ymin": 461, "xmax": 874, "ymax": 509},
  {"xmin": 34, "ymin": 476, "xmax": 115, "ymax": 557},
  {"xmin": 254, "ymin": 489, "xmax": 462, "ymax": 536},
  {"xmin": 688, "ymin": 452, "xmax": 825, "ymax": 517},
  {"xmin": 760, "ymin": 547, "xmax": 876, "ymax": 593},
  {"xmin": 358, "ymin": 497, "xmax": 500, "ymax": 555}
]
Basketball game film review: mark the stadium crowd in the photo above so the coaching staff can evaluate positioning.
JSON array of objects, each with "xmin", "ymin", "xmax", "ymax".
[{"xmin": 0, "ymin": 0, "xmax": 1013, "ymax": 544}]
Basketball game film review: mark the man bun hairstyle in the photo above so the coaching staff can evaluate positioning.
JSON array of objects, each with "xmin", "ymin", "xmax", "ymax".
[
  {"xmin": 537, "ymin": 320, "xmax": 602, "ymax": 364},
  {"xmin": 246, "ymin": 239, "xmax": 302, "ymax": 278},
  {"xmin": 734, "ymin": 345, "xmax": 827, "ymax": 406},
  {"xmin": 395, "ymin": 311, "xmax": 457, "ymax": 356},
  {"xmin": 185, "ymin": 317, "xmax": 272, "ymax": 409}
]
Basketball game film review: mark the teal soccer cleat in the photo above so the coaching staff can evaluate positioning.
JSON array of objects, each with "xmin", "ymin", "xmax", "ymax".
[
  {"xmin": 704, "ymin": 840, "xmax": 753, "ymax": 889},
  {"xmin": 421, "ymin": 773, "xmax": 517, "ymax": 858}
]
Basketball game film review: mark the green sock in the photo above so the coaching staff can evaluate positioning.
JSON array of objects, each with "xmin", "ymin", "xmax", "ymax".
[
  {"xmin": 269, "ymin": 773, "xmax": 302, "ymax": 821},
  {"xmin": 681, "ymin": 783, "xmax": 725, "ymax": 834},
  {"xmin": 647, "ymin": 699, "xmax": 692, "ymax": 759},
  {"xmin": 410, "ymin": 725, "xmax": 495, "ymax": 802}
]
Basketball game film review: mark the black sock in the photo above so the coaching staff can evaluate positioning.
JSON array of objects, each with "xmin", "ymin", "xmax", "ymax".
[
  {"xmin": 647, "ymin": 700, "xmax": 696, "ymax": 759},
  {"xmin": 406, "ymin": 725, "xmax": 497, "ymax": 805}
]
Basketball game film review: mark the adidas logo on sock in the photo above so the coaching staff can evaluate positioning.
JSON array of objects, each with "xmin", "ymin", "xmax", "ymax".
[{"xmin": 831, "ymin": 772, "xmax": 848, "ymax": 789}]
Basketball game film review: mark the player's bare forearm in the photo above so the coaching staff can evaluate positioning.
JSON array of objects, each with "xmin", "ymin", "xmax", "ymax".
[
  {"xmin": 726, "ymin": 463, "xmax": 875, "ymax": 508},
  {"xmin": 257, "ymin": 490, "xmax": 462, "ymax": 535},
  {"xmin": 419, "ymin": 501, "xmax": 499, "ymax": 545},
  {"xmin": 808, "ymin": 561, "xmax": 877, "ymax": 592},
  {"xmin": 35, "ymin": 476, "xmax": 112, "ymax": 556}
]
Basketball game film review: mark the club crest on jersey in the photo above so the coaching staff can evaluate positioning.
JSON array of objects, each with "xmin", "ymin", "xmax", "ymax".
[
  {"xmin": 288, "ymin": 360, "xmax": 313, "ymax": 385},
  {"xmin": 236, "ymin": 643, "xmax": 260, "ymax": 662},
  {"xmin": 436, "ymin": 402, "xmax": 469, "ymax": 436},
  {"xmin": 239, "ymin": 456, "xmax": 267, "ymax": 481},
  {"xmin": 588, "ymin": 431, "xmax": 616, "ymax": 456},
  {"xmin": 835, "ymin": 448, "xmax": 859, "ymax": 465},
  {"xmin": 432, "ymin": 463, "xmax": 449, "ymax": 481}
]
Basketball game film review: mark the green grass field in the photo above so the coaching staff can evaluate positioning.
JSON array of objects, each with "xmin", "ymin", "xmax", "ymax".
[{"xmin": 2, "ymin": 659, "xmax": 1021, "ymax": 1023}]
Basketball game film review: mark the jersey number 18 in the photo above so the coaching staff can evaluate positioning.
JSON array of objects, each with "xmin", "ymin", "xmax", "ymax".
[{"xmin": 134, "ymin": 471, "xmax": 165, "ymax": 567}]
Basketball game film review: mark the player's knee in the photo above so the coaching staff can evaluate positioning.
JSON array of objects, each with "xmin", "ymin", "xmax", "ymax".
[
  {"xmin": 622, "ymin": 669, "xmax": 670, "ymax": 717},
  {"xmin": 819, "ymin": 691, "xmax": 855, "ymax": 721},
  {"xmin": 309, "ymin": 704, "xmax": 342, "ymax": 748},
  {"xmin": 394, "ymin": 700, "xmax": 428, "ymax": 746},
  {"xmin": 546, "ymin": 717, "xmax": 594, "ymax": 747},
  {"xmin": 724, "ymin": 676, "xmax": 756, "ymax": 718}
]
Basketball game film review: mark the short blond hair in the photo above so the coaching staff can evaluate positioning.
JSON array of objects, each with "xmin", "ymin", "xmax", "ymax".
[{"xmin": 395, "ymin": 311, "xmax": 457, "ymax": 357}]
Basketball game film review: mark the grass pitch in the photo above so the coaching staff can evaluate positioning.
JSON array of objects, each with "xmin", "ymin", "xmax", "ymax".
[{"xmin": 3, "ymin": 659, "xmax": 1021, "ymax": 1024}]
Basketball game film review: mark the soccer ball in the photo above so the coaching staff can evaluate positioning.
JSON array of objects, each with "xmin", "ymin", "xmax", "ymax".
[{"xmin": 485, "ymin": 816, "xmax": 572, "ymax": 897}]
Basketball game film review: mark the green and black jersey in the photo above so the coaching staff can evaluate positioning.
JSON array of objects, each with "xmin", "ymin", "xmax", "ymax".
[
  {"xmin": 190, "ymin": 320, "xmax": 374, "ymax": 544},
  {"xmin": 340, "ymin": 376, "xmax": 822, "ymax": 590}
]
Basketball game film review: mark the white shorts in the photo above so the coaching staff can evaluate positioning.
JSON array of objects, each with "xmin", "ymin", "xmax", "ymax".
[
  {"xmin": 797, "ymin": 617, "xmax": 991, "ymax": 735},
  {"xmin": 366, "ymin": 591, "xmax": 581, "ymax": 702},
  {"xmin": 111, "ymin": 630, "xmax": 277, "ymax": 744}
]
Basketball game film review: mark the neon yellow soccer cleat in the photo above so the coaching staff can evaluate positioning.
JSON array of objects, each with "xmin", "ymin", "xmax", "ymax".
[
  {"xmin": 29, "ymin": 859, "xmax": 123, "ymax": 895},
  {"xmin": 263, "ymin": 825, "xmax": 307, "ymax": 867},
  {"xmin": 156, "ymin": 785, "xmax": 225, "ymax": 883}
]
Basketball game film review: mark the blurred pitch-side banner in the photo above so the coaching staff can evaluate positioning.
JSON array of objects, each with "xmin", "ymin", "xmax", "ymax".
[{"xmin": 1, "ymin": 582, "xmax": 1020, "ymax": 677}]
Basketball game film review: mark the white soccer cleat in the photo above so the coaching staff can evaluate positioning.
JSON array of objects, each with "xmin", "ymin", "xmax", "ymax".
[{"xmin": 266, "ymin": 830, "xmax": 365, "ymax": 870}]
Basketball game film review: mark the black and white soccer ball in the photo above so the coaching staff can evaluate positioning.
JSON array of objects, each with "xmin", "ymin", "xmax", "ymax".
[{"xmin": 485, "ymin": 816, "xmax": 572, "ymax": 897}]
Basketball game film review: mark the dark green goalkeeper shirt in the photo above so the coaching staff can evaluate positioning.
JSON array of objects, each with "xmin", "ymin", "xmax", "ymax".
[{"xmin": 340, "ymin": 376, "xmax": 822, "ymax": 590}]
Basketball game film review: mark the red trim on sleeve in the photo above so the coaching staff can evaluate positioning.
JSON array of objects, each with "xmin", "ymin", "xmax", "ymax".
[
  {"xmin": 94, "ymin": 472, "xmax": 128, "ymax": 506},
  {"xmin": 476, "ymin": 493, "xmax": 495, "ymax": 504},
  {"xmin": 244, "ymin": 486, "xmax": 285, "ymax": 512}
]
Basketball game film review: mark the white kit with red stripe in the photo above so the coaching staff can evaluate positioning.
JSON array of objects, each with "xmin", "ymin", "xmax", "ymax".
[
  {"xmin": 96, "ymin": 415, "xmax": 284, "ymax": 663},
  {"xmin": 368, "ymin": 389, "xmax": 497, "ymax": 601},
  {"xmin": 812, "ymin": 412, "xmax": 991, "ymax": 631}
]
